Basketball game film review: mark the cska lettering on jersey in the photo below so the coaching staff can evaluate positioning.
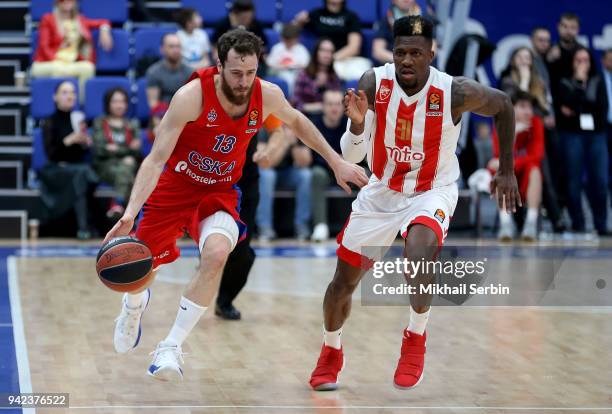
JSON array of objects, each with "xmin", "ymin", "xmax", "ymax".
[
  {"xmin": 165, "ymin": 66, "xmax": 263, "ymax": 187},
  {"xmin": 368, "ymin": 63, "xmax": 461, "ymax": 194}
]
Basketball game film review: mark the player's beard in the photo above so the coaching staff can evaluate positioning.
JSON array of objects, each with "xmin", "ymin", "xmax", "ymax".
[{"xmin": 220, "ymin": 71, "xmax": 252, "ymax": 106}]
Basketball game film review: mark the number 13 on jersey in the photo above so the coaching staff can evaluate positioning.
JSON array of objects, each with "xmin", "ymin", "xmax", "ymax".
[{"xmin": 213, "ymin": 135, "xmax": 237, "ymax": 154}]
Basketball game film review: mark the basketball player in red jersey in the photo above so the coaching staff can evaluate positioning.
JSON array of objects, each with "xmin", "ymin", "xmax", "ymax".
[
  {"xmin": 309, "ymin": 16, "xmax": 521, "ymax": 390},
  {"xmin": 102, "ymin": 29, "xmax": 368, "ymax": 381}
]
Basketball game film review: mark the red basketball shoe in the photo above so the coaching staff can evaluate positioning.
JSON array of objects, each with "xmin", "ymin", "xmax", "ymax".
[
  {"xmin": 393, "ymin": 330, "xmax": 426, "ymax": 389},
  {"xmin": 309, "ymin": 345, "xmax": 344, "ymax": 391}
]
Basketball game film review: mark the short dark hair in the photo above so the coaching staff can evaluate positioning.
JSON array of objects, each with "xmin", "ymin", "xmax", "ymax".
[
  {"xmin": 104, "ymin": 87, "xmax": 129, "ymax": 115},
  {"xmin": 160, "ymin": 32, "xmax": 178, "ymax": 46},
  {"xmin": 217, "ymin": 28, "xmax": 264, "ymax": 64},
  {"xmin": 175, "ymin": 8, "xmax": 196, "ymax": 29},
  {"xmin": 531, "ymin": 26, "xmax": 549, "ymax": 36},
  {"xmin": 231, "ymin": 0, "xmax": 254, "ymax": 13},
  {"xmin": 510, "ymin": 90, "xmax": 534, "ymax": 106},
  {"xmin": 560, "ymin": 12, "xmax": 580, "ymax": 24},
  {"xmin": 393, "ymin": 16, "xmax": 434, "ymax": 41},
  {"xmin": 281, "ymin": 23, "xmax": 301, "ymax": 40},
  {"xmin": 603, "ymin": 48, "xmax": 612, "ymax": 58}
]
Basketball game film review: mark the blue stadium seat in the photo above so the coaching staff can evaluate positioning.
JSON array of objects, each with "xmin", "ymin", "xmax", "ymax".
[
  {"xmin": 264, "ymin": 76, "xmax": 289, "ymax": 98},
  {"xmin": 182, "ymin": 0, "xmax": 229, "ymax": 25},
  {"xmin": 264, "ymin": 28, "xmax": 280, "ymax": 48},
  {"xmin": 361, "ymin": 28, "xmax": 376, "ymax": 61},
  {"xmin": 30, "ymin": 78, "xmax": 79, "ymax": 120},
  {"xmin": 280, "ymin": 0, "xmax": 312, "ymax": 22},
  {"xmin": 134, "ymin": 27, "xmax": 178, "ymax": 61},
  {"xmin": 30, "ymin": 0, "xmax": 53, "ymax": 21},
  {"xmin": 32, "ymin": 128, "xmax": 48, "ymax": 172},
  {"xmin": 347, "ymin": 0, "xmax": 377, "ymax": 25},
  {"xmin": 344, "ymin": 79, "xmax": 358, "ymax": 91},
  {"xmin": 84, "ymin": 77, "xmax": 132, "ymax": 120},
  {"xmin": 140, "ymin": 129, "xmax": 153, "ymax": 157},
  {"xmin": 300, "ymin": 31, "xmax": 318, "ymax": 54},
  {"xmin": 136, "ymin": 77, "xmax": 150, "ymax": 122},
  {"xmin": 81, "ymin": 0, "xmax": 128, "ymax": 23},
  {"xmin": 254, "ymin": 0, "xmax": 278, "ymax": 25},
  {"xmin": 94, "ymin": 29, "xmax": 130, "ymax": 72},
  {"xmin": 31, "ymin": 30, "xmax": 39, "ymax": 62}
]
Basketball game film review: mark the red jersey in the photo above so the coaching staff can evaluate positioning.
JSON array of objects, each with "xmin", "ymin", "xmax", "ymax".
[{"xmin": 166, "ymin": 66, "xmax": 263, "ymax": 187}]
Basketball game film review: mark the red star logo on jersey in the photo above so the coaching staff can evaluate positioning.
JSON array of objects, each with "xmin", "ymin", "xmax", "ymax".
[{"xmin": 378, "ymin": 85, "xmax": 391, "ymax": 102}]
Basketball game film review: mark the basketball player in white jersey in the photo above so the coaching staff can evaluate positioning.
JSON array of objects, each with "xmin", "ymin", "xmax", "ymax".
[{"xmin": 309, "ymin": 16, "xmax": 521, "ymax": 390}]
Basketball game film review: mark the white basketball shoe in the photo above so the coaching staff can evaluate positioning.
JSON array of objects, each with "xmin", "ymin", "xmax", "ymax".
[
  {"xmin": 113, "ymin": 288, "xmax": 151, "ymax": 353},
  {"xmin": 147, "ymin": 340, "xmax": 185, "ymax": 382}
]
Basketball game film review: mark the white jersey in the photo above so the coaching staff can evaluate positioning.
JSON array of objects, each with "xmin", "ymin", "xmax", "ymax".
[{"xmin": 366, "ymin": 63, "xmax": 461, "ymax": 194}]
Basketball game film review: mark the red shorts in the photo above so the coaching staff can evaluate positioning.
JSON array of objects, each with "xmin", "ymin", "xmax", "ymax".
[{"xmin": 135, "ymin": 171, "xmax": 246, "ymax": 268}]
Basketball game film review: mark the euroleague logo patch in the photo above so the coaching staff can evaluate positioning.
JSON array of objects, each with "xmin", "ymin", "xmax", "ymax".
[
  {"xmin": 207, "ymin": 109, "xmax": 217, "ymax": 122},
  {"xmin": 248, "ymin": 109, "xmax": 259, "ymax": 126},
  {"xmin": 427, "ymin": 92, "xmax": 442, "ymax": 116},
  {"xmin": 434, "ymin": 208, "xmax": 446, "ymax": 223}
]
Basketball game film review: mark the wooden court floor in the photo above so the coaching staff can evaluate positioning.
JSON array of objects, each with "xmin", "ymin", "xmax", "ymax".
[{"xmin": 10, "ymin": 241, "xmax": 612, "ymax": 414}]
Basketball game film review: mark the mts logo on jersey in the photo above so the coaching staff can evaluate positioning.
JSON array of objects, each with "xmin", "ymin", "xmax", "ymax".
[{"xmin": 385, "ymin": 146, "xmax": 424, "ymax": 163}]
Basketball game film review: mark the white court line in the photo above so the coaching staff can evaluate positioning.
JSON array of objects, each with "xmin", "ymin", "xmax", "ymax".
[
  {"xmin": 7, "ymin": 256, "xmax": 36, "ymax": 414},
  {"xmin": 66, "ymin": 405, "xmax": 612, "ymax": 411},
  {"xmin": 0, "ymin": 323, "xmax": 13, "ymax": 327}
]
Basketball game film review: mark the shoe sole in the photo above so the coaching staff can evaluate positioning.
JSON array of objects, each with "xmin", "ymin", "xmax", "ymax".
[
  {"xmin": 147, "ymin": 366, "xmax": 183, "ymax": 382},
  {"xmin": 114, "ymin": 289, "xmax": 151, "ymax": 354},
  {"xmin": 311, "ymin": 355, "xmax": 346, "ymax": 391},
  {"xmin": 393, "ymin": 370, "xmax": 424, "ymax": 390}
]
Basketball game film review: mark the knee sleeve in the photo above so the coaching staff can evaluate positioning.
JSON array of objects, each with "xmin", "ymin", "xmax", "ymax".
[{"xmin": 198, "ymin": 211, "xmax": 239, "ymax": 252}]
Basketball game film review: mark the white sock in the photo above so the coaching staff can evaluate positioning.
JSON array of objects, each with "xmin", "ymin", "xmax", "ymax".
[
  {"xmin": 407, "ymin": 308, "xmax": 430, "ymax": 335},
  {"xmin": 324, "ymin": 326, "xmax": 342, "ymax": 350},
  {"xmin": 164, "ymin": 296, "xmax": 207, "ymax": 346},
  {"xmin": 125, "ymin": 291, "xmax": 147, "ymax": 309},
  {"xmin": 499, "ymin": 210, "xmax": 512, "ymax": 226},
  {"xmin": 526, "ymin": 208, "xmax": 538, "ymax": 224}
]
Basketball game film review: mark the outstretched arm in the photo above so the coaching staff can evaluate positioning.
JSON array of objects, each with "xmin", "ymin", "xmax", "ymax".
[
  {"xmin": 103, "ymin": 80, "xmax": 202, "ymax": 243},
  {"xmin": 263, "ymin": 82, "xmax": 368, "ymax": 193},
  {"xmin": 451, "ymin": 76, "xmax": 521, "ymax": 212}
]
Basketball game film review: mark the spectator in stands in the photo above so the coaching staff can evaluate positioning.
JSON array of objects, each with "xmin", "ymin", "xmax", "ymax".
[
  {"xmin": 473, "ymin": 121, "xmax": 493, "ymax": 170},
  {"xmin": 499, "ymin": 47, "xmax": 550, "ymax": 117},
  {"xmin": 530, "ymin": 27, "xmax": 552, "ymax": 98},
  {"xmin": 266, "ymin": 24, "xmax": 310, "ymax": 96},
  {"xmin": 92, "ymin": 87, "xmax": 141, "ymax": 220},
  {"xmin": 211, "ymin": 0, "xmax": 267, "ymax": 74},
  {"xmin": 602, "ymin": 49, "xmax": 612, "ymax": 203},
  {"xmin": 145, "ymin": 33, "xmax": 192, "ymax": 111},
  {"xmin": 39, "ymin": 81, "xmax": 98, "ymax": 239},
  {"xmin": 547, "ymin": 13, "xmax": 597, "ymax": 96},
  {"xmin": 490, "ymin": 91, "xmax": 544, "ymax": 241},
  {"xmin": 256, "ymin": 129, "xmax": 313, "ymax": 242},
  {"xmin": 175, "ymin": 8, "xmax": 211, "ymax": 70},
  {"xmin": 293, "ymin": 38, "xmax": 342, "ymax": 115},
  {"xmin": 31, "ymin": 0, "xmax": 113, "ymax": 99},
  {"xmin": 372, "ymin": 0, "xmax": 423, "ymax": 64},
  {"xmin": 557, "ymin": 47, "xmax": 609, "ymax": 237},
  {"xmin": 293, "ymin": 0, "xmax": 371, "ymax": 80},
  {"xmin": 309, "ymin": 89, "xmax": 347, "ymax": 242}
]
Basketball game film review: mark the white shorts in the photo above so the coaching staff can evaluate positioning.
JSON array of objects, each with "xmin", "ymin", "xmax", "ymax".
[{"xmin": 337, "ymin": 178, "xmax": 458, "ymax": 269}]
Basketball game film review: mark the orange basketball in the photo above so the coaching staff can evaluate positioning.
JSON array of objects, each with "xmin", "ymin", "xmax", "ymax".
[{"xmin": 96, "ymin": 236, "xmax": 154, "ymax": 292}]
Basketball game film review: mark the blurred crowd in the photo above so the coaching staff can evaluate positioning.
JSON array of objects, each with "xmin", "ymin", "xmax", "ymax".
[{"xmin": 31, "ymin": 0, "xmax": 612, "ymax": 241}]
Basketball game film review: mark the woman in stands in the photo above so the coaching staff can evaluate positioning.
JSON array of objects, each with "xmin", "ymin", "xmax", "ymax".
[
  {"xmin": 293, "ymin": 38, "xmax": 342, "ymax": 115},
  {"xmin": 31, "ymin": 0, "xmax": 114, "ymax": 99},
  {"xmin": 92, "ymin": 87, "xmax": 141, "ymax": 221},
  {"xmin": 39, "ymin": 80, "xmax": 98, "ymax": 239}
]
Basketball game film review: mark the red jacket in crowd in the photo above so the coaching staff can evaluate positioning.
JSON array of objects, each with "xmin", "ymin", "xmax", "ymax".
[{"xmin": 34, "ymin": 12, "xmax": 110, "ymax": 63}]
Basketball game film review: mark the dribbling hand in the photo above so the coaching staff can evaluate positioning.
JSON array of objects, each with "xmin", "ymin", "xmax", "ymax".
[{"xmin": 102, "ymin": 213, "xmax": 135, "ymax": 245}]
